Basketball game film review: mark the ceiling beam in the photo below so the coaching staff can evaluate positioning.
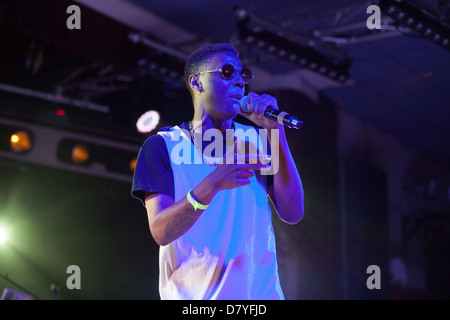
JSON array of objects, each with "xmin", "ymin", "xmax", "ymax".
[{"xmin": 75, "ymin": 0, "xmax": 198, "ymax": 46}]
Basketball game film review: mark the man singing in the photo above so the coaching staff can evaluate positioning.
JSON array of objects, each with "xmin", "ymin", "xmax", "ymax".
[{"xmin": 132, "ymin": 43, "xmax": 304, "ymax": 300}]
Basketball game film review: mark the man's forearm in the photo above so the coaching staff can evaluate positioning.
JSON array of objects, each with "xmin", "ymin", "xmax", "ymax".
[
  {"xmin": 268, "ymin": 125, "xmax": 304, "ymax": 224},
  {"xmin": 148, "ymin": 179, "xmax": 218, "ymax": 246}
]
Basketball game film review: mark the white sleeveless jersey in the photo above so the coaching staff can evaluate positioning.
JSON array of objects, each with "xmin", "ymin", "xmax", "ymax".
[{"xmin": 157, "ymin": 122, "xmax": 284, "ymax": 300}]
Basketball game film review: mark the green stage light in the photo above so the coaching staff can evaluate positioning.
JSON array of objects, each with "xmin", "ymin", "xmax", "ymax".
[{"xmin": 0, "ymin": 225, "xmax": 8, "ymax": 245}]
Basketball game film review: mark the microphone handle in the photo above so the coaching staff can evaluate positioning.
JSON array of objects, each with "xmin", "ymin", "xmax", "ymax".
[{"xmin": 265, "ymin": 107, "xmax": 303, "ymax": 129}]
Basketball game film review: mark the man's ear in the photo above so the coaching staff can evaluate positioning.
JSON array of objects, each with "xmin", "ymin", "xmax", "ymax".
[{"xmin": 189, "ymin": 75, "xmax": 203, "ymax": 92}]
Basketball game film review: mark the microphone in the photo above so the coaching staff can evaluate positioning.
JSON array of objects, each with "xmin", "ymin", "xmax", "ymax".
[{"xmin": 239, "ymin": 96, "xmax": 303, "ymax": 129}]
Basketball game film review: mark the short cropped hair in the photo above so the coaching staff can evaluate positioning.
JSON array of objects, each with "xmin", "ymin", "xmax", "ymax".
[{"xmin": 184, "ymin": 43, "xmax": 239, "ymax": 96}]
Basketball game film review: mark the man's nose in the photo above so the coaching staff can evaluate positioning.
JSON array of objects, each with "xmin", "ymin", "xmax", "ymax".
[{"xmin": 234, "ymin": 76, "xmax": 245, "ymax": 89}]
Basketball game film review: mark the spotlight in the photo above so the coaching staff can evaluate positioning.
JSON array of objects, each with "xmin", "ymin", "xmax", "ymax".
[
  {"xmin": 0, "ymin": 225, "xmax": 8, "ymax": 245},
  {"xmin": 278, "ymin": 50, "xmax": 287, "ymax": 57},
  {"xmin": 387, "ymin": 6, "xmax": 397, "ymax": 15},
  {"xmin": 71, "ymin": 144, "xmax": 90, "ymax": 164},
  {"xmin": 10, "ymin": 130, "xmax": 32, "ymax": 153},
  {"xmin": 397, "ymin": 11, "xmax": 406, "ymax": 20},
  {"xmin": 288, "ymin": 54, "xmax": 297, "ymax": 61},
  {"xmin": 57, "ymin": 139, "xmax": 93, "ymax": 167},
  {"xmin": 257, "ymin": 40, "xmax": 265, "ymax": 48},
  {"xmin": 129, "ymin": 157, "xmax": 137, "ymax": 173},
  {"xmin": 0, "ymin": 126, "xmax": 33, "ymax": 153},
  {"xmin": 136, "ymin": 110, "xmax": 160, "ymax": 133},
  {"xmin": 406, "ymin": 17, "xmax": 415, "ymax": 26}
]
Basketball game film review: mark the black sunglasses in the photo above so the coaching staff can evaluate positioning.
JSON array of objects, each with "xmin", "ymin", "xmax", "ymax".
[{"xmin": 195, "ymin": 63, "xmax": 254, "ymax": 84}]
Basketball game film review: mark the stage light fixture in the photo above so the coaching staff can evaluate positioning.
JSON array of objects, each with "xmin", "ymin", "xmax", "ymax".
[
  {"xmin": 10, "ymin": 130, "xmax": 32, "ymax": 153},
  {"xmin": 129, "ymin": 157, "xmax": 137, "ymax": 173},
  {"xmin": 95, "ymin": 145, "xmax": 138, "ymax": 175},
  {"xmin": 236, "ymin": 14, "xmax": 352, "ymax": 83},
  {"xmin": 137, "ymin": 58, "xmax": 185, "ymax": 83},
  {"xmin": 56, "ymin": 137, "xmax": 139, "ymax": 176},
  {"xmin": 71, "ymin": 143, "xmax": 90, "ymax": 164},
  {"xmin": 1, "ymin": 118, "xmax": 139, "ymax": 182},
  {"xmin": 0, "ymin": 125, "xmax": 33, "ymax": 153},
  {"xmin": 380, "ymin": 0, "xmax": 450, "ymax": 51},
  {"xmin": 57, "ymin": 139, "xmax": 93, "ymax": 167},
  {"xmin": 136, "ymin": 110, "xmax": 160, "ymax": 133}
]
